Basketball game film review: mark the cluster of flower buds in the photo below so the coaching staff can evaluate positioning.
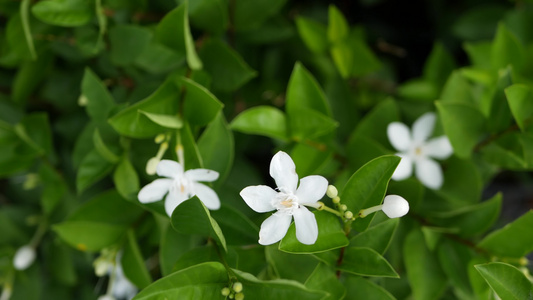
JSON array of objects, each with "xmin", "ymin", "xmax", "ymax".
[{"xmin": 221, "ymin": 281, "xmax": 244, "ymax": 299}]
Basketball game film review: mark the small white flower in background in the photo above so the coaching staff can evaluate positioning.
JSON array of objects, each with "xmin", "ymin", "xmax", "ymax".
[
  {"xmin": 13, "ymin": 245, "xmax": 36, "ymax": 270},
  {"xmin": 387, "ymin": 112, "xmax": 453, "ymax": 189},
  {"xmin": 98, "ymin": 295, "xmax": 116, "ymax": 300},
  {"xmin": 138, "ymin": 160, "xmax": 220, "ymax": 216},
  {"xmin": 359, "ymin": 195, "xmax": 409, "ymax": 219},
  {"xmin": 240, "ymin": 151, "xmax": 328, "ymax": 245},
  {"xmin": 95, "ymin": 251, "xmax": 137, "ymax": 300},
  {"xmin": 111, "ymin": 263, "xmax": 137, "ymax": 300}
]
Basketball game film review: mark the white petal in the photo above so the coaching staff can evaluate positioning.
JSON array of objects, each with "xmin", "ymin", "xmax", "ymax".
[
  {"xmin": 240, "ymin": 185, "xmax": 277, "ymax": 213},
  {"xmin": 415, "ymin": 158, "xmax": 444, "ymax": 189},
  {"xmin": 269, "ymin": 151, "xmax": 298, "ymax": 193},
  {"xmin": 382, "ymin": 195, "xmax": 409, "ymax": 218},
  {"xmin": 185, "ymin": 169, "xmax": 219, "ymax": 182},
  {"xmin": 391, "ymin": 154, "xmax": 413, "ymax": 181},
  {"xmin": 387, "ymin": 122, "xmax": 412, "ymax": 151},
  {"xmin": 138, "ymin": 179, "xmax": 172, "ymax": 203},
  {"xmin": 13, "ymin": 245, "xmax": 36, "ymax": 270},
  {"xmin": 424, "ymin": 136, "xmax": 453, "ymax": 159},
  {"xmin": 293, "ymin": 206, "xmax": 318, "ymax": 245},
  {"xmin": 412, "ymin": 112, "xmax": 436, "ymax": 143},
  {"xmin": 258, "ymin": 213, "xmax": 292, "ymax": 245},
  {"xmin": 164, "ymin": 190, "xmax": 189, "ymax": 217},
  {"xmin": 295, "ymin": 176, "xmax": 328, "ymax": 205},
  {"xmin": 193, "ymin": 183, "xmax": 220, "ymax": 210},
  {"xmin": 156, "ymin": 160, "xmax": 183, "ymax": 178}
]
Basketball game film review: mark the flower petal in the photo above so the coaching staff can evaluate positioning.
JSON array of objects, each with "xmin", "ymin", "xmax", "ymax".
[
  {"xmin": 269, "ymin": 151, "xmax": 298, "ymax": 193},
  {"xmin": 185, "ymin": 169, "xmax": 219, "ymax": 182},
  {"xmin": 415, "ymin": 158, "xmax": 444, "ymax": 189},
  {"xmin": 13, "ymin": 245, "xmax": 36, "ymax": 270},
  {"xmin": 293, "ymin": 206, "xmax": 318, "ymax": 245},
  {"xmin": 164, "ymin": 190, "xmax": 189, "ymax": 217},
  {"xmin": 296, "ymin": 175, "xmax": 328, "ymax": 205},
  {"xmin": 193, "ymin": 183, "xmax": 220, "ymax": 210},
  {"xmin": 387, "ymin": 122, "xmax": 412, "ymax": 151},
  {"xmin": 424, "ymin": 136, "xmax": 453, "ymax": 159},
  {"xmin": 412, "ymin": 112, "xmax": 436, "ymax": 143},
  {"xmin": 382, "ymin": 195, "xmax": 409, "ymax": 218},
  {"xmin": 240, "ymin": 185, "xmax": 277, "ymax": 213},
  {"xmin": 156, "ymin": 160, "xmax": 183, "ymax": 178},
  {"xmin": 391, "ymin": 154, "xmax": 413, "ymax": 181},
  {"xmin": 138, "ymin": 179, "xmax": 172, "ymax": 203},
  {"xmin": 258, "ymin": 213, "xmax": 292, "ymax": 245}
]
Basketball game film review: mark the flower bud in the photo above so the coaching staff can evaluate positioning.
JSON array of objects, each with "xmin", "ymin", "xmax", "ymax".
[
  {"xmin": 221, "ymin": 287, "xmax": 231, "ymax": 296},
  {"xmin": 326, "ymin": 185, "xmax": 338, "ymax": 198},
  {"xmin": 145, "ymin": 157, "xmax": 160, "ymax": 175},
  {"xmin": 78, "ymin": 95, "xmax": 88, "ymax": 107},
  {"xmin": 13, "ymin": 245, "xmax": 36, "ymax": 270},
  {"xmin": 344, "ymin": 211, "xmax": 353, "ymax": 219},
  {"xmin": 232, "ymin": 282, "xmax": 243, "ymax": 293},
  {"xmin": 97, "ymin": 295, "xmax": 116, "ymax": 300},
  {"xmin": 235, "ymin": 292, "xmax": 245, "ymax": 300},
  {"xmin": 381, "ymin": 195, "xmax": 409, "ymax": 218},
  {"xmin": 332, "ymin": 196, "xmax": 340, "ymax": 204},
  {"xmin": 340, "ymin": 204, "xmax": 347, "ymax": 212},
  {"xmin": 154, "ymin": 134, "xmax": 166, "ymax": 144}
]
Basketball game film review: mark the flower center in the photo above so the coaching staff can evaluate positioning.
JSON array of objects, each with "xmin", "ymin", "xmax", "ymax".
[
  {"xmin": 171, "ymin": 177, "xmax": 194, "ymax": 197},
  {"xmin": 272, "ymin": 192, "xmax": 299, "ymax": 214}
]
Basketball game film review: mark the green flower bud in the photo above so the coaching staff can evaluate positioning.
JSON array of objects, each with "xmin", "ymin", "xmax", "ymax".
[
  {"xmin": 221, "ymin": 287, "xmax": 230, "ymax": 296},
  {"xmin": 332, "ymin": 196, "xmax": 341, "ymax": 204},
  {"xmin": 232, "ymin": 282, "xmax": 243, "ymax": 293},
  {"xmin": 344, "ymin": 211, "xmax": 353, "ymax": 219},
  {"xmin": 235, "ymin": 292, "xmax": 245, "ymax": 300},
  {"xmin": 340, "ymin": 204, "xmax": 347, "ymax": 211},
  {"xmin": 326, "ymin": 185, "xmax": 338, "ymax": 198}
]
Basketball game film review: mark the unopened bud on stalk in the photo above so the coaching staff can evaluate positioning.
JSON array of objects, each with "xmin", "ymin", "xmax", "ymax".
[
  {"xmin": 221, "ymin": 287, "xmax": 230, "ymax": 296},
  {"xmin": 232, "ymin": 282, "xmax": 243, "ymax": 293},
  {"xmin": 326, "ymin": 185, "xmax": 338, "ymax": 198},
  {"xmin": 13, "ymin": 245, "xmax": 36, "ymax": 270}
]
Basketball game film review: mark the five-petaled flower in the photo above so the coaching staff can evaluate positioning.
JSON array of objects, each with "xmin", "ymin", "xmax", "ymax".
[
  {"xmin": 240, "ymin": 151, "xmax": 328, "ymax": 245},
  {"xmin": 387, "ymin": 112, "xmax": 453, "ymax": 189},
  {"xmin": 138, "ymin": 160, "xmax": 220, "ymax": 216}
]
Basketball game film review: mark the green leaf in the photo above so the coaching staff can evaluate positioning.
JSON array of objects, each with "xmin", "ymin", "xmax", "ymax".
[
  {"xmin": 113, "ymin": 156, "xmax": 140, "ymax": 201},
  {"xmin": 505, "ymin": 84, "xmax": 533, "ymax": 131},
  {"xmin": 404, "ymin": 229, "xmax": 447, "ymax": 300},
  {"xmin": 468, "ymin": 258, "xmax": 493, "ymax": 299},
  {"xmin": 16, "ymin": 113, "xmax": 54, "ymax": 158},
  {"xmin": 439, "ymin": 71, "xmax": 477, "ymax": 105},
  {"xmin": 327, "ymin": 5, "xmax": 349, "ymax": 43},
  {"xmin": 341, "ymin": 155, "xmax": 400, "ymax": 232},
  {"xmin": 478, "ymin": 211, "xmax": 533, "ymax": 258},
  {"xmin": 170, "ymin": 197, "xmax": 226, "ymax": 251},
  {"xmin": 331, "ymin": 33, "xmax": 381, "ymax": 78},
  {"xmin": 45, "ymin": 241, "xmax": 77, "ymax": 286},
  {"xmin": 230, "ymin": 106, "xmax": 289, "ymax": 141},
  {"xmin": 132, "ymin": 262, "xmax": 227, "ymax": 300},
  {"xmin": 181, "ymin": 77, "xmax": 223, "ymax": 126},
  {"xmin": 81, "ymin": 68, "xmax": 115, "ymax": 122},
  {"xmin": 198, "ymin": 39, "xmax": 256, "ymax": 92},
  {"xmin": 155, "ymin": 2, "xmax": 202, "ymax": 70},
  {"xmin": 109, "ymin": 24, "xmax": 152, "ymax": 66},
  {"xmin": 344, "ymin": 276, "xmax": 396, "ymax": 300},
  {"xmin": 186, "ymin": 0, "xmax": 228, "ymax": 34},
  {"xmin": 279, "ymin": 211, "xmax": 349, "ymax": 253},
  {"xmin": 290, "ymin": 141, "xmax": 334, "ymax": 177},
  {"xmin": 475, "ymin": 262, "xmax": 533, "ymax": 300},
  {"xmin": 210, "ymin": 204, "xmax": 259, "ymax": 245},
  {"xmin": 423, "ymin": 42, "xmax": 456, "ymax": 88},
  {"xmin": 491, "ymin": 22, "xmax": 525, "ymax": 71},
  {"xmin": 53, "ymin": 221, "xmax": 126, "ymax": 252},
  {"xmin": 480, "ymin": 66, "xmax": 513, "ymax": 133},
  {"xmin": 435, "ymin": 156, "xmax": 482, "ymax": 205},
  {"xmin": 39, "ymin": 163, "xmax": 67, "ymax": 215},
  {"xmin": 233, "ymin": 0, "xmax": 287, "ymax": 30},
  {"xmin": 438, "ymin": 240, "xmax": 475, "ymax": 299},
  {"xmin": 288, "ymin": 106, "xmax": 338, "ymax": 141},
  {"xmin": 397, "ymin": 79, "xmax": 439, "ymax": 102},
  {"xmin": 76, "ymin": 149, "xmax": 115, "ymax": 193},
  {"xmin": 122, "ymin": 230, "xmax": 152, "ymax": 289},
  {"xmin": 108, "ymin": 78, "xmax": 180, "ymax": 138},
  {"xmin": 436, "ymin": 102, "xmax": 486, "ymax": 159},
  {"xmin": 31, "ymin": 0, "xmax": 92, "ymax": 27},
  {"xmin": 138, "ymin": 111, "xmax": 183, "ymax": 129},
  {"xmin": 21, "ymin": 0, "xmax": 37, "ymax": 60},
  {"xmin": 134, "ymin": 42, "xmax": 185, "ymax": 74},
  {"xmin": 305, "ymin": 263, "xmax": 346, "ymax": 300},
  {"xmin": 265, "ymin": 246, "xmax": 319, "ymax": 283},
  {"xmin": 286, "ymin": 62, "xmax": 332, "ymax": 117},
  {"xmin": 464, "ymin": 41, "xmax": 493, "ymax": 70},
  {"xmin": 12, "ymin": 55, "xmax": 52, "ymax": 105},
  {"xmin": 350, "ymin": 218, "xmax": 399, "ymax": 255},
  {"xmin": 295, "ymin": 17, "xmax": 328, "ymax": 54},
  {"xmin": 338, "ymin": 247, "xmax": 399, "ymax": 278},
  {"xmin": 93, "ymin": 128, "xmax": 119, "ymax": 163},
  {"xmin": 197, "ymin": 112, "xmax": 234, "ymax": 184}
]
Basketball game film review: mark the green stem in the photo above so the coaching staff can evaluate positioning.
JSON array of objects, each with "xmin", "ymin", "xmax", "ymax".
[
  {"xmin": 29, "ymin": 218, "xmax": 48, "ymax": 248},
  {"xmin": 212, "ymin": 239, "xmax": 237, "ymax": 282},
  {"xmin": 321, "ymin": 205, "xmax": 343, "ymax": 217}
]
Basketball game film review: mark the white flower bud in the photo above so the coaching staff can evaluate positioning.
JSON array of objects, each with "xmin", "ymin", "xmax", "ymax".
[
  {"xmin": 326, "ymin": 185, "xmax": 338, "ymax": 198},
  {"xmin": 97, "ymin": 295, "xmax": 116, "ymax": 300},
  {"xmin": 145, "ymin": 157, "xmax": 160, "ymax": 175},
  {"xmin": 13, "ymin": 245, "xmax": 36, "ymax": 270},
  {"xmin": 381, "ymin": 195, "xmax": 409, "ymax": 218}
]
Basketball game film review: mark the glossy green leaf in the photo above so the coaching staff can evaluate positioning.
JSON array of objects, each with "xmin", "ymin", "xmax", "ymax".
[
  {"xmin": 21, "ymin": 0, "xmax": 37, "ymax": 60},
  {"xmin": 397, "ymin": 79, "xmax": 439, "ymax": 102},
  {"xmin": 12, "ymin": 55, "xmax": 52, "ymax": 105},
  {"xmin": 233, "ymin": 0, "xmax": 287, "ymax": 30},
  {"xmin": 171, "ymin": 197, "xmax": 226, "ymax": 251},
  {"xmin": 347, "ymin": 98, "xmax": 400, "ymax": 147},
  {"xmin": 181, "ymin": 77, "xmax": 223, "ymax": 126},
  {"xmin": 435, "ymin": 156, "xmax": 482, "ymax": 205},
  {"xmin": 198, "ymin": 39, "xmax": 256, "ymax": 92},
  {"xmin": 39, "ymin": 163, "xmax": 67, "ymax": 215},
  {"xmin": 491, "ymin": 22, "xmax": 525, "ymax": 71},
  {"xmin": 186, "ymin": 0, "xmax": 228, "ymax": 34},
  {"xmin": 505, "ymin": 84, "xmax": 533, "ymax": 131},
  {"xmin": 31, "ymin": 0, "xmax": 92, "ymax": 27},
  {"xmin": 265, "ymin": 246, "xmax": 319, "ymax": 283},
  {"xmin": 475, "ymin": 262, "xmax": 533, "ymax": 300},
  {"xmin": 289, "ymin": 106, "xmax": 338, "ymax": 141},
  {"xmin": 478, "ymin": 211, "xmax": 533, "ymax": 257},
  {"xmin": 76, "ymin": 149, "xmax": 115, "ymax": 193},
  {"xmin": 468, "ymin": 257, "xmax": 492, "ymax": 299},
  {"xmin": 180, "ymin": 122, "xmax": 203, "ymax": 169},
  {"xmin": 45, "ymin": 241, "xmax": 77, "ymax": 286},
  {"xmin": 305, "ymin": 263, "xmax": 346, "ymax": 300},
  {"xmin": 134, "ymin": 42, "xmax": 185, "ymax": 73},
  {"xmin": 113, "ymin": 156, "xmax": 140, "ymax": 201},
  {"xmin": 138, "ymin": 111, "xmax": 183, "ymax": 129},
  {"xmin": 295, "ymin": 17, "xmax": 328, "ymax": 54},
  {"xmin": 480, "ymin": 66, "xmax": 513, "ymax": 133},
  {"xmin": 16, "ymin": 113, "xmax": 54, "ymax": 158},
  {"xmin": 286, "ymin": 62, "xmax": 332, "ymax": 116},
  {"xmin": 439, "ymin": 71, "xmax": 477, "ymax": 105},
  {"xmin": 350, "ymin": 218, "xmax": 399, "ymax": 255},
  {"xmin": 344, "ymin": 276, "xmax": 396, "ymax": 300},
  {"xmin": 93, "ymin": 128, "xmax": 119, "ymax": 163},
  {"xmin": 290, "ymin": 141, "xmax": 334, "ymax": 177},
  {"xmin": 436, "ymin": 102, "xmax": 486, "ymax": 159},
  {"xmin": 404, "ymin": 229, "xmax": 447, "ymax": 300},
  {"xmin": 338, "ymin": 247, "xmax": 399, "ymax": 278},
  {"xmin": 81, "ymin": 68, "xmax": 115, "ymax": 122},
  {"xmin": 279, "ymin": 211, "xmax": 349, "ymax": 253},
  {"xmin": 423, "ymin": 42, "xmax": 456, "ymax": 88},
  {"xmin": 346, "ymin": 134, "xmax": 391, "ymax": 172},
  {"xmin": 331, "ymin": 33, "xmax": 381, "ymax": 78},
  {"xmin": 122, "ymin": 230, "xmax": 152, "ymax": 289},
  {"xmin": 53, "ymin": 221, "xmax": 126, "ymax": 252},
  {"xmin": 197, "ymin": 112, "xmax": 234, "ymax": 184},
  {"xmin": 108, "ymin": 79, "xmax": 180, "ymax": 138},
  {"xmin": 341, "ymin": 155, "xmax": 400, "ymax": 232},
  {"xmin": 230, "ymin": 106, "xmax": 289, "ymax": 141},
  {"xmin": 327, "ymin": 5, "xmax": 349, "ymax": 43},
  {"xmin": 109, "ymin": 24, "xmax": 152, "ymax": 66},
  {"xmin": 437, "ymin": 239, "xmax": 474, "ymax": 299},
  {"xmin": 210, "ymin": 204, "xmax": 258, "ymax": 245}
]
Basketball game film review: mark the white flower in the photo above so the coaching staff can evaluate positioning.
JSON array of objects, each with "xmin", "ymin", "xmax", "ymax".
[
  {"xmin": 98, "ymin": 295, "xmax": 116, "ymax": 300},
  {"xmin": 240, "ymin": 151, "xmax": 328, "ymax": 245},
  {"xmin": 111, "ymin": 263, "xmax": 137, "ymax": 300},
  {"xmin": 13, "ymin": 245, "xmax": 36, "ymax": 270},
  {"xmin": 387, "ymin": 112, "xmax": 453, "ymax": 189},
  {"xmin": 359, "ymin": 195, "xmax": 409, "ymax": 218},
  {"xmin": 138, "ymin": 160, "xmax": 220, "ymax": 216}
]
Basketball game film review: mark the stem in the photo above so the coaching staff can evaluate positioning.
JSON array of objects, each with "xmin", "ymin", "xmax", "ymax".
[
  {"xmin": 358, "ymin": 205, "xmax": 383, "ymax": 218},
  {"xmin": 29, "ymin": 219, "xmax": 48, "ymax": 248},
  {"xmin": 320, "ymin": 205, "xmax": 343, "ymax": 217},
  {"xmin": 212, "ymin": 239, "xmax": 237, "ymax": 282},
  {"xmin": 473, "ymin": 123, "xmax": 521, "ymax": 152}
]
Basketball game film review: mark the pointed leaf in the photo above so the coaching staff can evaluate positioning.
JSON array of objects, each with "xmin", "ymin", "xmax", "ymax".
[
  {"xmin": 475, "ymin": 262, "xmax": 533, "ymax": 300},
  {"xmin": 53, "ymin": 221, "xmax": 126, "ymax": 252},
  {"xmin": 478, "ymin": 211, "xmax": 533, "ymax": 257},
  {"xmin": 505, "ymin": 84, "xmax": 533, "ymax": 131},
  {"xmin": 181, "ymin": 77, "xmax": 223, "ymax": 126},
  {"xmin": 286, "ymin": 62, "xmax": 331, "ymax": 116},
  {"xmin": 230, "ymin": 106, "xmax": 289, "ymax": 141},
  {"xmin": 350, "ymin": 218, "xmax": 399, "ymax": 254},
  {"xmin": 122, "ymin": 230, "xmax": 152, "ymax": 289},
  {"xmin": 338, "ymin": 247, "xmax": 399, "ymax": 278}
]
